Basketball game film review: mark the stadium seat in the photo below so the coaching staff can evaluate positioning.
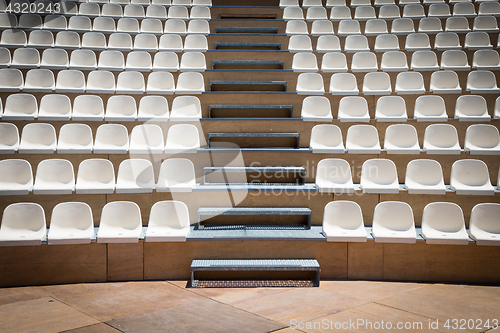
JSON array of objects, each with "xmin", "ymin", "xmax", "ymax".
[
  {"xmin": 469, "ymin": 203, "xmax": 500, "ymax": 246},
  {"xmin": 338, "ymin": 19, "xmax": 361, "ymax": 35},
  {"xmin": 2, "ymin": 93, "xmax": 37, "ymax": 120},
  {"xmin": 395, "ymin": 71, "xmax": 425, "ymax": 94},
  {"xmin": 330, "ymin": 6, "xmax": 351, "ymax": 21},
  {"xmin": 170, "ymin": 95, "xmax": 201, "ymax": 121},
  {"xmin": 105, "ymin": 95, "xmax": 137, "ymax": 121},
  {"xmin": 47, "ymin": 202, "xmax": 94, "ymax": 245},
  {"xmin": 164, "ymin": 19, "xmax": 186, "ymax": 35},
  {"xmin": 0, "ymin": 203, "xmax": 46, "ymax": 246},
  {"xmin": 11, "ymin": 48, "xmax": 40, "ymax": 69},
  {"xmin": 322, "ymin": 201, "xmax": 367, "ymax": 242},
  {"xmin": 311, "ymin": 20, "xmax": 335, "ymax": 35},
  {"xmin": 346, "ymin": 125, "xmax": 381, "ymax": 154},
  {"xmin": 97, "ymin": 201, "xmax": 143, "ymax": 243},
  {"xmin": 55, "ymin": 70, "xmax": 85, "ymax": 93},
  {"xmin": 116, "ymin": 159, "xmax": 156, "ymax": 193},
  {"xmin": 156, "ymin": 158, "xmax": 196, "ymax": 192},
  {"xmin": 301, "ymin": 96, "xmax": 333, "ymax": 122},
  {"xmin": 138, "ymin": 95, "xmax": 169, "ymax": 121},
  {"xmin": 384, "ymin": 124, "xmax": 420, "ymax": 154},
  {"xmin": 405, "ymin": 159, "xmax": 446, "ymax": 194},
  {"xmin": 159, "ymin": 34, "xmax": 183, "ymax": 51},
  {"xmin": 72, "ymin": 95, "xmax": 105, "ymax": 121},
  {"xmin": 296, "ymin": 73, "xmax": 325, "ymax": 95},
  {"xmin": 27, "ymin": 30, "xmax": 54, "ymax": 48},
  {"xmin": 76, "ymin": 159, "xmax": 116, "ymax": 194},
  {"xmin": 423, "ymin": 124, "xmax": 461, "ymax": 154},
  {"xmin": 381, "ymin": 51, "xmax": 408, "ymax": 71},
  {"xmin": 164, "ymin": 124, "xmax": 200, "ymax": 153},
  {"xmin": 344, "ymin": 35, "xmax": 370, "ymax": 52},
  {"xmin": 435, "ymin": 32, "xmax": 461, "ymax": 50},
  {"xmin": 86, "ymin": 70, "xmax": 116, "ymax": 94},
  {"xmin": 316, "ymin": 35, "xmax": 341, "ymax": 52},
  {"xmin": 134, "ymin": 33, "xmax": 159, "ymax": 51},
  {"xmin": 94, "ymin": 124, "xmax": 129, "ymax": 154},
  {"xmin": 146, "ymin": 201, "xmax": 191, "ymax": 242},
  {"xmin": 466, "ymin": 70, "xmax": 500, "ymax": 93},
  {"xmin": 372, "ymin": 201, "xmax": 416, "ymax": 243},
  {"xmin": 292, "ymin": 52, "xmax": 318, "ymax": 72},
  {"xmin": 464, "ymin": 124, "xmax": 500, "ymax": 155},
  {"xmin": 351, "ymin": 52, "xmax": 377, "ymax": 71},
  {"xmin": 129, "ymin": 124, "xmax": 164, "ymax": 154},
  {"xmin": 361, "ymin": 158, "xmax": 399, "ymax": 193},
  {"xmin": 116, "ymin": 71, "xmax": 145, "ymax": 94},
  {"xmin": 184, "ymin": 34, "xmax": 208, "ymax": 51},
  {"xmin": 421, "ymin": 202, "xmax": 469, "ymax": 245},
  {"xmin": 33, "ymin": 159, "xmax": 75, "ymax": 195},
  {"xmin": 329, "ymin": 73, "xmax": 359, "ymax": 95},
  {"xmin": 454, "ymin": 95, "xmax": 490, "ymax": 121},
  {"xmin": 321, "ymin": 52, "xmax": 348, "ymax": 72},
  {"xmin": 175, "ymin": 72, "xmax": 204, "ymax": 94},
  {"xmin": 309, "ymin": 124, "xmax": 345, "ymax": 153},
  {"xmin": 429, "ymin": 70, "xmax": 461, "ymax": 94},
  {"xmin": 38, "ymin": 94, "xmax": 71, "ymax": 121},
  {"xmin": 289, "ymin": 35, "xmax": 313, "ymax": 52},
  {"xmin": 365, "ymin": 19, "xmax": 388, "ymax": 35},
  {"xmin": 108, "ymin": 33, "xmax": 133, "ymax": 51},
  {"xmin": 19, "ymin": 123, "xmax": 57, "ymax": 154},
  {"xmin": 316, "ymin": 159, "xmax": 355, "ymax": 193},
  {"xmin": 418, "ymin": 17, "xmax": 443, "ymax": 33},
  {"xmin": 0, "ymin": 159, "xmax": 33, "ymax": 195},
  {"xmin": 472, "ymin": 49, "xmax": 500, "ymax": 70},
  {"xmin": 450, "ymin": 159, "xmax": 495, "ymax": 195},
  {"xmin": 23, "ymin": 69, "xmax": 55, "ymax": 93},
  {"xmin": 57, "ymin": 124, "xmax": 93, "ymax": 154},
  {"xmin": 375, "ymin": 96, "xmax": 407, "ymax": 121},
  {"xmin": 338, "ymin": 96, "xmax": 370, "ymax": 122},
  {"xmin": 374, "ymin": 34, "xmax": 400, "ymax": 51},
  {"xmin": 411, "ymin": 50, "xmax": 439, "ymax": 70},
  {"xmin": 0, "ymin": 123, "xmax": 20, "ymax": 154}
]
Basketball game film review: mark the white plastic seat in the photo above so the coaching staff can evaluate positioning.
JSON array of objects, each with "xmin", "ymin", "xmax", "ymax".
[
  {"xmin": 106, "ymin": 95, "xmax": 137, "ymax": 121},
  {"xmin": 116, "ymin": 71, "xmax": 145, "ymax": 94},
  {"xmin": 306, "ymin": 7, "xmax": 327, "ymax": 21},
  {"xmin": 395, "ymin": 71, "xmax": 425, "ymax": 94},
  {"xmin": 311, "ymin": 20, "xmax": 334, "ymax": 36},
  {"xmin": 152, "ymin": 0, "xmax": 171, "ymax": 5},
  {"xmin": 146, "ymin": 201, "xmax": 190, "ymax": 242},
  {"xmin": 361, "ymin": 159, "xmax": 399, "ymax": 193},
  {"xmin": 391, "ymin": 18, "xmax": 415, "ymax": 34},
  {"xmin": 0, "ymin": 159, "xmax": 32, "ymax": 195},
  {"xmin": 355, "ymin": 6, "xmax": 377, "ymax": 20},
  {"xmin": 429, "ymin": 70, "xmax": 461, "ymax": 94},
  {"xmin": 469, "ymin": 203, "xmax": 500, "ymax": 246},
  {"xmin": 69, "ymin": 50, "xmax": 97, "ymax": 71},
  {"xmin": 450, "ymin": 159, "xmax": 495, "ymax": 195},
  {"xmin": 11, "ymin": 48, "xmax": 40, "ymax": 69},
  {"xmin": 2, "ymin": 93, "xmax": 37, "ymax": 120},
  {"xmin": 321, "ymin": 52, "xmax": 348, "ymax": 72},
  {"xmin": 374, "ymin": 34, "xmax": 399, "ymax": 51},
  {"xmin": 164, "ymin": 19, "xmax": 186, "ymax": 35},
  {"xmin": 405, "ymin": 33, "xmax": 431, "ymax": 51},
  {"xmin": 288, "ymin": 35, "xmax": 312, "ymax": 52},
  {"xmin": 473, "ymin": 16, "xmax": 499, "ymax": 32},
  {"xmin": 464, "ymin": 124, "xmax": 500, "ymax": 154},
  {"xmin": 280, "ymin": 0, "xmax": 299, "ymax": 6},
  {"xmin": 375, "ymin": 96, "xmax": 407, "ymax": 121},
  {"xmin": 329, "ymin": 73, "xmax": 359, "ymax": 95},
  {"xmin": 79, "ymin": 2, "xmax": 101, "ymax": 16},
  {"xmin": 140, "ymin": 19, "xmax": 163, "ymax": 35},
  {"xmin": 168, "ymin": 5, "xmax": 189, "ymax": 20},
  {"xmin": 138, "ymin": 95, "xmax": 169, "ymax": 121},
  {"xmin": 384, "ymin": 124, "xmax": 420, "ymax": 154},
  {"xmin": 97, "ymin": 201, "xmax": 142, "ymax": 243},
  {"xmin": 455, "ymin": 95, "xmax": 490, "ymax": 121},
  {"xmin": 33, "ymin": 159, "xmax": 75, "ymax": 195},
  {"xmin": 365, "ymin": 19, "xmax": 388, "ymax": 35},
  {"xmin": 338, "ymin": 96, "xmax": 370, "ymax": 122},
  {"xmin": 94, "ymin": 124, "xmax": 129, "ymax": 154},
  {"xmin": 55, "ymin": 70, "xmax": 85, "ymax": 93},
  {"xmin": 132, "ymin": 0, "xmax": 151, "ymax": 5},
  {"xmin": 152, "ymin": 51, "xmax": 179, "ymax": 71},
  {"xmin": 363, "ymin": 72, "xmax": 392, "ymax": 95},
  {"xmin": 108, "ymin": 33, "xmax": 133, "ymax": 51},
  {"xmin": 410, "ymin": 50, "xmax": 439, "ymax": 71},
  {"xmin": 330, "ymin": 6, "xmax": 351, "ymax": 21},
  {"xmin": 179, "ymin": 52, "xmax": 206, "ymax": 72},
  {"xmin": 68, "ymin": 16, "xmax": 92, "ymax": 33},
  {"xmin": 76, "ymin": 159, "xmax": 115, "ymax": 194},
  {"xmin": 440, "ymin": 50, "xmax": 470, "ymax": 71},
  {"xmin": 19, "ymin": 123, "xmax": 56, "ymax": 154},
  {"xmin": 134, "ymin": 34, "xmax": 158, "ymax": 51},
  {"xmin": 102, "ymin": 3, "xmax": 123, "ymax": 17},
  {"xmin": 292, "ymin": 52, "xmax": 318, "ymax": 72},
  {"xmin": 0, "ymin": 30, "xmax": 25, "ymax": 49},
  {"xmin": 414, "ymin": 95, "xmax": 447, "ymax": 121},
  {"xmin": 403, "ymin": 4, "xmax": 425, "ymax": 18},
  {"xmin": 466, "ymin": 70, "xmax": 500, "ymax": 93},
  {"xmin": 43, "ymin": 15, "xmax": 68, "ymax": 31},
  {"xmin": 86, "ymin": 70, "xmax": 115, "ymax": 94},
  {"xmin": 145, "ymin": 5, "xmax": 166, "ymax": 20},
  {"xmin": 381, "ymin": 51, "xmax": 408, "ymax": 71},
  {"xmin": 316, "ymin": 159, "xmax": 355, "ymax": 193},
  {"xmin": 465, "ymin": 32, "xmax": 492, "ymax": 49},
  {"xmin": 72, "ymin": 95, "xmax": 104, "ymax": 121},
  {"xmin": 27, "ymin": 30, "xmax": 54, "ymax": 48},
  {"xmin": 405, "ymin": 159, "xmax": 446, "ymax": 194},
  {"xmin": 0, "ymin": 13, "xmax": 18, "ymax": 29},
  {"xmin": 184, "ymin": 34, "xmax": 208, "ymax": 52},
  {"xmin": 190, "ymin": 6, "xmax": 211, "ymax": 20},
  {"xmin": 123, "ymin": 4, "xmax": 145, "ymax": 18},
  {"xmin": 159, "ymin": 34, "xmax": 183, "ymax": 51},
  {"xmin": 175, "ymin": 72, "xmax": 204, "ymax": 94},
  {"xmin": 309, "ymin": 124, "xmax": 345, "ymax": 153},
  {"xmin": 453, "ymin": 2, "xmax": 476, "ymax": 17},
  {"xmin": 164, "ymin": 124, "xmax": 200, "ymax": 153},
  {"xmin": 0, "ymin": 123, "xmax": 19, "ymax": 154},
  {"xmin": 351, "ymin": 0, "xmax": 371, "ymax": 7},
  {"xmin": 418, "ymin": 17, "xmax": 443, "ymax": 34},
  {"xmin": 129, "ymin": 124, "xmax": 164, "ymax": 154},
  {"xmin": 301, "ymin": 96, "xmax": 333, "ymax": 121},
  {"xmin": 80, "ymin": 32, "xmax": 107, "ymax": 51},
  {"xmin": 379, "ymin": 4, "xmax": 400, "ymax": 19},
  {"xmin": 303, "ymin": 0, "xmax": 323, "ymax": 7},
  {"xmin": 39, "ymin": 49, "xmax": 68, "ymax": 70},
  {"xmin": 423, "ymin": 124, "xmax": 461, "ymax": 154},
  {"xmin": 47, "ymin": 202, "xmax": 94, "ymax": 245},
  {"xmin": 338, "ymin": 19, "xmax": 361, "ymax": 35},
  {"xmin": 422, "ymin": 202, "xmax": 469, "ymax": 245},
  {"xmin": 38, "ymin": 94, "xmax": 71, "ymax": 121},
  {"xmin": 435, "ymin": 32, "xmax": 461, "ymax": 51},
  {"xmin": 316, "ymin": 35, "xmax": 341, "ymax": 52},
  {"xmin": 92, "ymin": 17, "xmax": 116, "ymax": 34},
  {"xmin": 187, "ymin": 20, "xmax": 210, "ymax": 35},
  {"xmin": 445, "ymin": 16, "xmax": 470, "ymax": 33},
  {"xmin": 23, "ymin": 69, "xmax": 55, "ymax": 93},
  {"xmin": 479, "ymin": 2, "xmax": 500, "ymax": 16},
  {"xmin": 0, "ymin": 203, "xmax": 45, "ymax": 246},
  {"xmin": 346, "ymin": 125, "xmax": 381, "ymax": 154},
  {"xmin": 375, "ymin": 0, "xmax": 395, "ymax": 5},
  {"xmin": 156, "ymin": 158, "xmax": 195, "ymax": 192},
  {"xmin": 473, "ymin": 49, "xmax": 500, "ymax": 70},
  {"xmin": 125, "ymin": 51, "xmax": 152, "ymax": 72},
  {"xmin": 344, "ymin": 35, "xmax": 370, "ymax": 52},
  {"xmin": 116, "ymin": 159, "xmax": 155, "ymax": 193},
  {"xmin": 322, "ymin": 201, "xmax": 367, "ymax": 242},
  {"xmin": 57, "ymin": 124, "xmax": 93, "ymax": 154},
  {"xmin": 428, "ymin": 3, "xmax": 451, "ymax": 19},
  {"xmin": 372, "ymin": 201, "xmax": 416, "ymax": 243},
  {"xmin": 117, "ymin": 18, "xmax": 140, "ymax": 34},
  {"xmin": 496, "ymin": 96, "xmax": 500, "ymax": 119},
  {"xmin": 170, "ymin": 95, "xmax": 201, "ymax": 121}
]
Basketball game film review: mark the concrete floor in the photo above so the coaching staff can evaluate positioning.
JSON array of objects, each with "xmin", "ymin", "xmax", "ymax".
[{"xmin": 0, "ymin": 280, "xmax": 499, "ymax": 332}]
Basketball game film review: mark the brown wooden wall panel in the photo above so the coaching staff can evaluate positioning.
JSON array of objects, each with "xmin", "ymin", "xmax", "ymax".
[{"xmin": 107, "ymin": 243, "xmax": 144, "ymax": 282}]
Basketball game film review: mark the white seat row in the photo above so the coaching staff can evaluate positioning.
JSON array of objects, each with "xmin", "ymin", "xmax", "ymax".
[
  {"xmin": 0, "ymin": 156, "xmax": 197, "ymax": 195},
  {"xmin": 280, "ymin": 0, "xmax": 500, "ymax": 8},
  {"xmin": 286, "ymin": 18, "xmax": 499, "ymax": 36},
  {"xmin": 0, "ymin": 94, "xmax": 200, "ymax": 122},
  {"xmin": 291, "ymin": 50, "xmax": 500, "ymax": 73},
  {"xmin": 303, "ymin": 94, "xmax": 495, "ymax": 122},
  {"xmin": 0, "ymin": 15, "xmax": 210, "ymax": 35},
  {"xmin": 0, "ymin": 121, "xmax": 201, "ymax": 154},
  {"xmin": 296, "ymin": 70, "xmax": 500, "ymax": 95},
  {"xmin": 309, "ymin": 122, "xmax": 500, "ymax": 155},
  {"xmin": 0, "ymin": 68, "xmax": 205, "ymax": 94},
  {"xmin": 0, "ymin": 0, "xmax": 210, "ymax": 10},
  {"xmin": 0, "ymin": 200, "xmax": 191, "ymax": 246},
  {"xmin": 0, "ymin": 48, "xmax": 206, "ymax": 72},
  {"xmin": 316, "ymin": 157, "xmax": 498, "ymax": 195},
  {"xmin": 322, "ymin": 200, "xmax": 500, "ymax": 245},
  {"xmin": 284, "ymin": 4, "xmax": 500, "ymax": 21},
  {"xmin": 0, "ymin": 30, "xmax": 207, "ymax": 51}
]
